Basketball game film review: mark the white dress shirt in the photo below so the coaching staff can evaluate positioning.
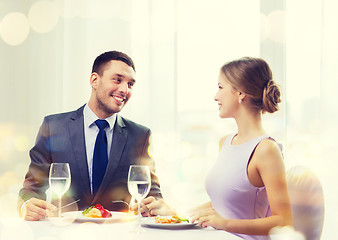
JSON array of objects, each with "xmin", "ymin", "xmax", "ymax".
[{"xmin": 83, "ymin": 104, "xmax": 117, "ymax": 193}]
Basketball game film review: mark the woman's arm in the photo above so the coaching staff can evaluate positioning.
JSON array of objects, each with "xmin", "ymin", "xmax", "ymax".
[
  {"xmin": 247, "ymin": 139, "xmax": 292, "ymax": 232},
  {"xmin": 192, "ymin": 208, "xmax": 290, "ymax": 234},
  {"xmin": 192, "ymin": 139, "xmax": 292, "ymax": 235}
]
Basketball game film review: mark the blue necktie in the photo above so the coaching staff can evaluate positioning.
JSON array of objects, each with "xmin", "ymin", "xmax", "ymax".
[{"xmin": 92, "ymin": 119, "xmax": 109, "ymax": 196}]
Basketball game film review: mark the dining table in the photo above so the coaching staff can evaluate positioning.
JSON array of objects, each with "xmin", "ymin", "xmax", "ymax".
[{"xmin": 0, "ymin": 214, "xmax": 243, "ymax": 240}]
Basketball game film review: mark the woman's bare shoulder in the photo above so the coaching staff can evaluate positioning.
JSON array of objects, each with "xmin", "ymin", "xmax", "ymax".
[
  {"xmin": 218, "ymin": 135, "xmax": 230, "ymax": 150},
  {"xmin": 254, "ymin": 138, "xmax": 284, "ymax": 167},
  {"xmin": 256, "ymin": 138, "xmax": 281, "ymax": 155}
]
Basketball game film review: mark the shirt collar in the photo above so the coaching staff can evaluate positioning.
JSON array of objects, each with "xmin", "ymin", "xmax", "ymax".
[{"xmin": 83, "ymin": 104, "xmax": 116, "ymax": 130}]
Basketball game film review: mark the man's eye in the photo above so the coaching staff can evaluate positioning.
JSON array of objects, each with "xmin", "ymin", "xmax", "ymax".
[
  {"xmin": 128, "ymin": 82, "xmax": 134, "ymax": 88},
  {"xmin": 113, "ymin": 78, "xmax": 121, "ymax": 83}
]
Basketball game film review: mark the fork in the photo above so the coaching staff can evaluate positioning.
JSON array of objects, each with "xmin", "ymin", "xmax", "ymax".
[
  {"xmin": 60, "ymin": 199, "xmax": 80, "ymax": 209},
  {"xmin": 111, "ymin": 200, "xmax": 130, "ymax": 206}
]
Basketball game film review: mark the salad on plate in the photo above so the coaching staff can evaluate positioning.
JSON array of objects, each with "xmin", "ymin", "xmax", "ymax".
[{"xmin": 82, "ymin": 204, "xmax": 112, "ymax": 218}]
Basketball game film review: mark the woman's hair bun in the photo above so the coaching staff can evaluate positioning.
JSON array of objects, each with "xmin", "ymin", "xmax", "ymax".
[{"xmin": 262, "ymin": 80, "xmax": 281, "ymax": 113}]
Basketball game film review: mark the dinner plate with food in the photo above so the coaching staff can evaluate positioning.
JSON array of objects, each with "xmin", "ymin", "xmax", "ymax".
[
  {"xmin": 141, "ymin": 215, "xmax": 197, "ymax": 229},
  {"xmin": 62, "ymin": 204, "xmax": 135, "ymax": 223}
]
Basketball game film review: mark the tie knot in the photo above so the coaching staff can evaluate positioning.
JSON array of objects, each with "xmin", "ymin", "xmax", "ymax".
[{"xmin": 95, "ymin": 119, "xmax": 109, "ymax": 130}]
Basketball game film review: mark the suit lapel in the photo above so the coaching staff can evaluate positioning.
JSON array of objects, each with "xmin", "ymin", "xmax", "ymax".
[
  {"xmin": 93, "ymin": 115, "xmax": 127, "ymax": 203},
  {"xmin": 69, "ymin": 106, "xmax": 92, "ymax": 202}
]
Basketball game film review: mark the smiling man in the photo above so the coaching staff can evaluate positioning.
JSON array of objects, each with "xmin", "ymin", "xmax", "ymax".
[{"xmin": 18, "ymin": 51, "xmax": 162, "ymax": 221}]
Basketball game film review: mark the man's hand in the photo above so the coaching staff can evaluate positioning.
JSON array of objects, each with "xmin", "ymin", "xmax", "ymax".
[
  {"xmin": 22, "ymin": 198, "xmax": 57, "ymax": 221},
  {"xmin": 130, "ymin": 197, "xmax": 175, "ymax": 217}
]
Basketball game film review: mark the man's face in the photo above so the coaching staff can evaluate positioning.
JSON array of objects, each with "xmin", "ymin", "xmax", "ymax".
[{"xmin": 90, "ymin": 60, "xmax": 135, "ymax": 118}]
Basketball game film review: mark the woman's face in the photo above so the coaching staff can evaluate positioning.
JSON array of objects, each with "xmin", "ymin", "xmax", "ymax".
[{"xmin": 214, "ymin": 72, "xmax": 239, "ymax": 118}]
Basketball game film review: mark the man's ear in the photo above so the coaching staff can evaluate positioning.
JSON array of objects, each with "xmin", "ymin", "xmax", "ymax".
[{"xmin": 90, "ymin": 73, "xmax": 99, "ymax": 89}]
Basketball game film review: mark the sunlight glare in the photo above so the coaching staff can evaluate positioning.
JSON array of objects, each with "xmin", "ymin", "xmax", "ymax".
[
  {"xmin": 0, "ymin": 219, "xmax": 34, "ymax": 240},
  {"xmin": 28, "ymin": 1, "xmax": 59, "ymax": 33},
  {"xmin": 269, "ymin": 226, "xmax": 305, "ymax": 240},
  {"xmin": 0, "ymin": 12, "xmax": 30, "ymax": 46}
]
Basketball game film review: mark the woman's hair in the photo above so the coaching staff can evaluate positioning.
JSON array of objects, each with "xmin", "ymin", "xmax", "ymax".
[{"xmin": 221, "ymin": 57, "xmax": 281, "ymax": 113}]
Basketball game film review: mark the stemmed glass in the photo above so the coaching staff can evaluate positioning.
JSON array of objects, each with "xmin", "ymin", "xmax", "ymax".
[
  {"xmin": 127, "ymin": 165, "xmax": 151, "ymax": 229},
  {"xmin": 49, "ymin": 163, "xmax": 71, "ymax": 217}
]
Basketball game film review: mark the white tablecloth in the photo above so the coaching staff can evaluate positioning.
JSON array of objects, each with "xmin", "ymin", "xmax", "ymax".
[{"xmin": 0, "ymin": 217, "xmax": 242, "ymax": 240}]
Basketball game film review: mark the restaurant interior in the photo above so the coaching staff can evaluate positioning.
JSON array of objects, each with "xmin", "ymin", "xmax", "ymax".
[{"xmin": 0, "ymin": 0, "xmax": 337, "ymax": 239}]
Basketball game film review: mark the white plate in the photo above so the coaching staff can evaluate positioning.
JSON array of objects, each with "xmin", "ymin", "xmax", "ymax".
[
  {"xmin": 62, "ymin": 211, "xmax": 136, "ymax": 223},
  {"xmin": 141, "ymin": 217, "xmax": 197, "ymax": 229}
]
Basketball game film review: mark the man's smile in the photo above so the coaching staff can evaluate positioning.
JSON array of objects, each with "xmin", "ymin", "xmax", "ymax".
[{"xmin": 112, "ymin": 94, "xmax": 126, "ymax": 105}]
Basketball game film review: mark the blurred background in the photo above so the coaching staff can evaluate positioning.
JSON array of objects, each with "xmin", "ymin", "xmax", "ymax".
[{"xmin": 0, "ymin": 0, "xmax": 337, "ymax": 238}]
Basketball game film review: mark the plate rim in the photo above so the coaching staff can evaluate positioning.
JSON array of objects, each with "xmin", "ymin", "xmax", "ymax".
[{"xmin": 140, "ymin": 217, "xmax": 197, "ymax": 229}]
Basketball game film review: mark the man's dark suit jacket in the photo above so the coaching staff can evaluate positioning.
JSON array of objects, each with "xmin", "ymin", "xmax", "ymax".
[{"xmin": 18, "ymin": 105, "xmax": 162, "ymax": 212}]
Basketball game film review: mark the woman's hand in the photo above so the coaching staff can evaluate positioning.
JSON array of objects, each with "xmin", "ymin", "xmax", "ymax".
[{"xmin": 191, "ymin": 207, "xmax": 228, "ymax": 230}]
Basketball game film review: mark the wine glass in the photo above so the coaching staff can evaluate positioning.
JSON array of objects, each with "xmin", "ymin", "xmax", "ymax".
[
  {"xmin": 49, "ymin": 163, "xmax": 71, "ymax": 217},
  {"xmin": 127, "ymin": 165, "xmax": 151, "ymax": 228}
]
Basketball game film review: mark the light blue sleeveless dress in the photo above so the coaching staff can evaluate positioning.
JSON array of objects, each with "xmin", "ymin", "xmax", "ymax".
[{"xmin": 205, "ymin": 133, "xmax": 273, "ymax": 240}]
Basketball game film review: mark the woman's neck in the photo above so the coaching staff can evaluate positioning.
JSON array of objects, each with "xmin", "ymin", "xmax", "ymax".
[{"xmin": 234, "ymin": 111, "xmax": 265, "ymax": 144}]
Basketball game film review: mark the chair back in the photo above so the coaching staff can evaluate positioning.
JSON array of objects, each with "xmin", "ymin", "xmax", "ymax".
[{"xmin": 286, "ymin": 166, "xmax": 325, "ymax": 240}]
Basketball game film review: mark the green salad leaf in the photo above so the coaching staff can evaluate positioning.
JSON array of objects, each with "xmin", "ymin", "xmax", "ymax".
[
  {"xmin": 174, "ymin": 215, "xmax": 189, "ymax": 223},
  {"xmin": 82, "ymin": 206, "xmax": 93, "ymax": 216}
]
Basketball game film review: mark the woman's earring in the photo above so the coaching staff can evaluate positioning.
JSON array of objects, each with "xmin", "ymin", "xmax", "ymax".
[{"xmin": 239, "ymin": 99, "xmax": 242, "ymax": 104}]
